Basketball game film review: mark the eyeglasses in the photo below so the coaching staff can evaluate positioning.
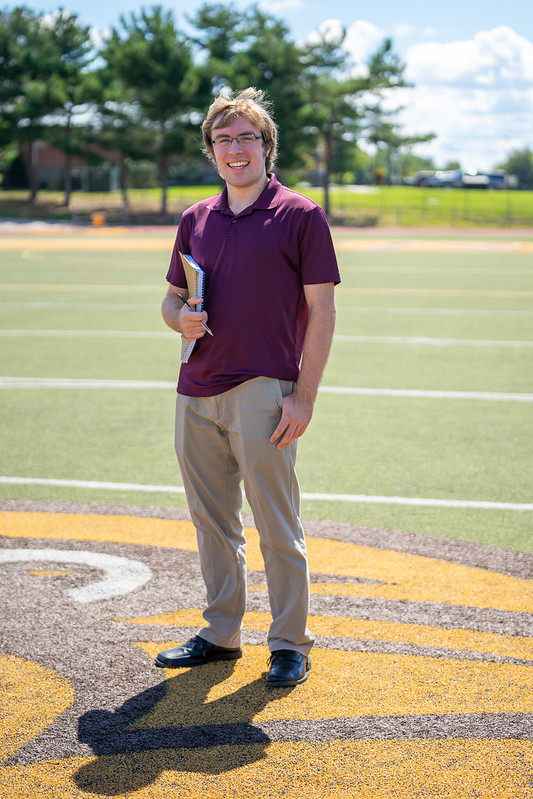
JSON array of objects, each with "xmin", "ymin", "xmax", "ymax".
[{"xmin": 211, "ymin": 133, "xmax": 263, "ymax": 148}]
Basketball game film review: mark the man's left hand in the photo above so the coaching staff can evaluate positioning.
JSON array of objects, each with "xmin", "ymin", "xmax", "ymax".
[{"xmin": 269, "ymin": 393, "xmax": 314, "ymax": 450}]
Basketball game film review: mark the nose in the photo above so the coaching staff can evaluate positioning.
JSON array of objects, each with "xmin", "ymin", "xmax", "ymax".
[{"xmin": 228, "ymin": 137, "xmax": 243, "ymax": 152}]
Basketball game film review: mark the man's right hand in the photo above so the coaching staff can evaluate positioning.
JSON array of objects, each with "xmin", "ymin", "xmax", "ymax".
[{"xmin": 179, "ymin": 297, "xmax": 209, "ymax": 339}]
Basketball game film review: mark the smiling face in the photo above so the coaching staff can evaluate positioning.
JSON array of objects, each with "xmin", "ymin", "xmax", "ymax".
[{"xmin": 210, "ymin": 114, "xmax": 271, "ymax": 196}]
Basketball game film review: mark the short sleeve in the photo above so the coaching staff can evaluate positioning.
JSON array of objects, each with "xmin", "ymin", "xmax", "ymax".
[{"xmin": 298, "ymin": 205, "xmax": 341, "ymax": 286}]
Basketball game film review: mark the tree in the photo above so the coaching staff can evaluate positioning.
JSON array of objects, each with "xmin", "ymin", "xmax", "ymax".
[
  {"xmin": 101, "ymin": 5, "xmax": 210, "ymax": 213},
  {"xmin": 0, "ymin": 6, "xmax": 100, "ymax": 203},
  {"xmin": 0, "ymin": 6, "xmax": 68, "ymax": 201},
  {"xmin": 362, "ymin": 40, "xmax": 434, "ymax": 184},
  {"xmin": 366, "ymin": 119, "xmax": 435, "ymax": 183},
  {"xmin": 299, "ymin": 30, "xmax": 424, "ymax": 212},
  {"xmin": 38, "ymin": 10, "xmax": 98, "ymax": 205},
  {"xmin": 299, "ymin": 28, "xmax": 412, "ymax": 214},
  {"xmin": 299, "ymin": 26, "xmax": 362, "ymax": 215},
  {"xmin": 91, "ymin": 90, "xmax": 155, "ymax": 208},
  {"xmin": 189, "ymin": 3, "xmax": 308, "ymax": 174},
  {"xmin": 498, "ymin": 148, "xmax": 533, "ymax": 189}
]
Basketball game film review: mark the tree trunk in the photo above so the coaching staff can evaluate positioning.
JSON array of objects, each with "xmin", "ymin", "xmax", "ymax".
[
  {"xmin": 20, "ymin": 142, "xmax": 39, "ymax": 203},
  {"xmin": 119, "ymin": 154, "xmax": 129, "ymax": 208},
  {"xmin": 322, "ymin": 129, "xmax": 333, "ymax": 219},
  {"xmin": 62, "ymin": 115, "xmax": 73, "ymax": 206},
  {"xmin": 63, "ymin": 151, "xmax": 73, "ymax": 207},
  {"xmin": 160, "ymin": 155, "xmax": 168, "ymax": 216}
]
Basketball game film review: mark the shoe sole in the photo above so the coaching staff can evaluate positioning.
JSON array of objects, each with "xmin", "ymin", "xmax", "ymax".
[
  {"xmin": 154, "ymin": 650, "xmax": 242, "ymax": 668},
  {"xmin": 266, "ymin": 671, "xmax": 309, "ymax": 687}
]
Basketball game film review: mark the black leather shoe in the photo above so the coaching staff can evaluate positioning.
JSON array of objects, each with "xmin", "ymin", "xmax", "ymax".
[
  {"xmin": 155, "ymin": 635, "xmax": 242, "ymax": 668},
  {"xmin": 266, "ymin": 649, "xmax": 311, "ymax": 686}
]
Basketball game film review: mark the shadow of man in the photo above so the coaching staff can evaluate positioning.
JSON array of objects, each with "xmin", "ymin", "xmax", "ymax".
[{"xmin": 75, "ymin": 659, "xmax": 293, "ymax": 795}]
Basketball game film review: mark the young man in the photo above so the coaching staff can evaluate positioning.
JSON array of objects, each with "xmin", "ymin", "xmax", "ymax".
[{"xmin": 155, "ymin": 88, "xmax": 340, "ymax": 686}]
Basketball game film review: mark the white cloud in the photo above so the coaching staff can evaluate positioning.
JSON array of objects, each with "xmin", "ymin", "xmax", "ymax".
[
  {"xmin": 305, "ymin": 19, "xmax": 533, "ymax": 170},
  {"xmin": 398, "ymin": 26, "xmax": 533, "ymax": 168},
  {"xmin": 383, "ymin": 26, "xmax": 533, "ymax": 169},
  {"xmin": 309, "ymin": 18, "xmax": 345, "ymax": 43},
  {"xmin": 90, "ymin": 26, "xmax": 108, "ymax": 50},
  {"xmin": 305, "ymin": 18, "xmax": 384, "ymax": 71},
  {"xmin": 405, "ymin": 25, "xmax": 533, "ymax": 86},
  {"xmin": 345, "ymin": 19, "xmax": 385, "ymax": 64},
  {"xmin": 393, "ymin": 80, "xmax": 533, "ymax": 170}
]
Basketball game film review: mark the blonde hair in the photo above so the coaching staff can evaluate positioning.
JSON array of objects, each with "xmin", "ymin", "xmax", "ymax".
[{"xmin": 201, "ymin": 87, "xmax": 278, "ymax": 173}]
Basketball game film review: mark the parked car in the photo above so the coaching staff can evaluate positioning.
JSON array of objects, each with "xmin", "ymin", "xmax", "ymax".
[{"xmin": 406, "ymin": 168, "xmax": 515, "ymax": 189}]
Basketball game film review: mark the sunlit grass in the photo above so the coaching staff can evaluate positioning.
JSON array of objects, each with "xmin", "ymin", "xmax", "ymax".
[{"xmin": 2, "ymin": 184, "xmax": 533, "ymax": 227}]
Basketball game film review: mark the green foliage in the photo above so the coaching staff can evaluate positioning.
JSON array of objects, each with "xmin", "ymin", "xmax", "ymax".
[
  {"xmin": 103, "ymin": 7, "xmax": 197, "ymax": 121},
  {"xmin": 2, "ymin": 153, "xmax": 28, "ymax": 188},
  {"xmin": 189, "ymin": 3, "xmax": 308, "ymax": 171},
  {"xmin": 298, "ymin": 27, "xmax": 421, "ymax": 215},
  {"xmin": 0, "ymin": 6, "xmax": 98, "ymax": 201},
  {"xmin": 0, "ymin": 1, "xmax": 418, "ymax": 210},
  {"xmin": 497, "ymin": 148, "xmax": 533, "ymax": 189},
  {"xmin": 6, "ymin": 1, "xmax": 525, "ymax": 212},
  {"xmin": 99, "ymin": 5, "xmax": 211, "ymax": 212}
]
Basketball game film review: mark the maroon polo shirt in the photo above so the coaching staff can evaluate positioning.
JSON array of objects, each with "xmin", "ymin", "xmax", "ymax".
[{"xmin": 166, "ymin": 173, "xmax": 340, "ymax": 397}]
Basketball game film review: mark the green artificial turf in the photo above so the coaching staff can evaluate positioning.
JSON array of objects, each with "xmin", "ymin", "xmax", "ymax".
[{"xmin": 1, "ymin": 231, "xmax": 532, "ymax": 552}]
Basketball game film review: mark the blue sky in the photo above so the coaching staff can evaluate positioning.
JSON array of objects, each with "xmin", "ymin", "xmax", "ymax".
[{"xmin": 28, "ymin": 0, "xmax": 533, "ymax": 171}]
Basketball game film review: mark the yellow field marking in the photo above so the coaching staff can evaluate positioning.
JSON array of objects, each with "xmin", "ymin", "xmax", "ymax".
[
  {"xmin": 0, "ymin": 510, "xmax": 198, "ymax": 549},
  {"xmin": 1, "ymin": 508, "xmax": 532, "ymax": 798},
  {"xmin": 2, "ymin": 511, "xmax": 531, "ymax": 613},
  {"xmin": 133, "ymin": 643, "xmax": 531, "ymax": 721},
  {"xmin": 18, "ymin": 249, "xmax": 165, "ymax": 265},
  {"xmin": 0, "ymin": 740, "xmax": 530, "ymax": 798},
  {"xmin": 335, "ymin": 238, "xmax": 533, "ymax": 253},
  {"xmin": 1, "ymin": 233, "xmax": 533, "ymax": 254},
  {"xmin": 305, "ymin": 536, "xmax": 533, "ymax": 613},
  {"xmin": 0, "ymin": 236, "xmax": 173, "ymax": 251},
  {"xmin": 27, "ymin": 569, "xmax": 74, "ymax": 577},
  {"xmin": 119, "ymin": 608, "xmax": 533, "ymax": 661},
  {"xmin": 0, "ymin": 655, "xmax": 74, "ymax": 762}
]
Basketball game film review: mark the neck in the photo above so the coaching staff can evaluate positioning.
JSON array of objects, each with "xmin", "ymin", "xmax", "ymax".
[{"xmin": 227, "ymin": 174, "xmax": 269, "ymax": 215}]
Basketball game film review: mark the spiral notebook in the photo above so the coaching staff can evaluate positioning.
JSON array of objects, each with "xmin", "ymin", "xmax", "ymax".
[{"xmin": 179, "ymin": 252, "xmax": 206, "ymax": 363}]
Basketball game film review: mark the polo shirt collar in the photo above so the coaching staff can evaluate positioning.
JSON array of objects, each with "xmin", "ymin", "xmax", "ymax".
[{"xmin": 208, "ymin": 173, "xmax": 282, "ymax": 216}]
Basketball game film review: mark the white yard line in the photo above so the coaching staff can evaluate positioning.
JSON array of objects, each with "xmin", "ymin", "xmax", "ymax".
[
  {"xmin": 0, "ymin": 284, "xmax": 160, "ymax": 292},
  {"xmin": 339, "ymin": 306, "xmax": 533, "ymax": 318},
  {"xmin": 0, "ymin": 476, "xmax": 531, "ymax": 511},
  {"xmin": 320, "ymin": 386, "xmax": 533, "ymax": 402},
  {"xmin": 1, "ymin": 377, "xmax": 532, "ymax": 402},
  {"xmin": 1, "ymin": 329, "xmax": 532, "ymax": 348},
  {"xmin": 0, "ymin": 476, "xmax": 185, "ymax": 494},
  {"xmin": 0, "ymin": 301, "xmax": 153, "ymax": 310},
  {"xmin": 2, "ymin": 302, "xmax": 533, "ymax": 317},
  {"xmin": 0, "ymin": 329, "xmax": 175, "ymax": 339},
  {"xmin": 333, "ymin": 335, "xmax": 533, "ymax": 347},
  {"xmin": 0, "ymin": 377, "xmax": 177, "ymax": 389}
]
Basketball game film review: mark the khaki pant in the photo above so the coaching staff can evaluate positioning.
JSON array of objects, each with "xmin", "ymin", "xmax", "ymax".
[{"xmin": 175, "ymin": 376, "xmax": 313, "ymax": 655}]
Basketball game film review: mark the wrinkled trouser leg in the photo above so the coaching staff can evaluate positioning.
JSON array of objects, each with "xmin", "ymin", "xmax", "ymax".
[{"xmin": 175, "ymin": 377, "xmax": 313, "ymax": 655}]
